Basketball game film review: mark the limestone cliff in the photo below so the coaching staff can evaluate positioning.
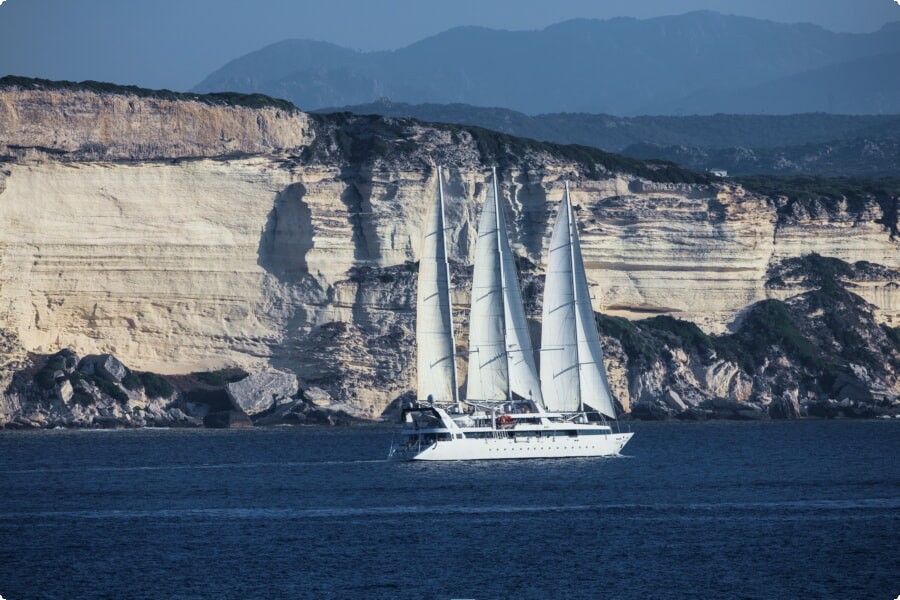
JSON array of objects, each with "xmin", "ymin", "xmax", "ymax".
[
  {"xmin": 0, "ymin": 78, "xmax": 898, "ymax": 421},
  {"xmin": 0, "ymin": 77, "xmax": 310, "ymax": 160}
]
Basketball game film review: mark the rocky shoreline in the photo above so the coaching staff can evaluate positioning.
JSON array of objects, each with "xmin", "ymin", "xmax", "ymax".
[{"xmin": 0, "ymin": 349, "xmax": 366, "ymax": 430}]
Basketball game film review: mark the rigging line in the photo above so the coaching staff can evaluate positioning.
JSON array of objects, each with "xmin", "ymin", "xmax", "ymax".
[
  {"xmin": 547, "ymin": 300, "xmax": 577, "ymax": 314},
  {"xmin": 428, "ymin": 355, "xmax": 456, "ymax": 367},
  {"xmin": 554, "ymin": 363, "xmax": 581, "ymax": 377}
]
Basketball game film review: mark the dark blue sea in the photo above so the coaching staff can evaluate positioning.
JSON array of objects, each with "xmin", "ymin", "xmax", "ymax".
[{"xmin": 1, "ymin": 421, "xmax": 898, "ymax": 599}]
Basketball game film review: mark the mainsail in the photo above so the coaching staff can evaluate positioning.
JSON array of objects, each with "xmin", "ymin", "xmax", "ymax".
[
  {"xmin": 416, "ymin": 166, "xmax": 459, "ymax": 405},
  {"xmin": 495, "ymin": 173, "xmax": 543, "ymax": 404},
  {"xmin": 466, "ymin": 168, "xmax": 543, "ymax": 403},
  {"xmin": 540, "ymin": 182, "xmax": 617, "ymax": 418},
  {"xmin": 466, "ymin": 170, "xmax": 508, "ymax": 401}
]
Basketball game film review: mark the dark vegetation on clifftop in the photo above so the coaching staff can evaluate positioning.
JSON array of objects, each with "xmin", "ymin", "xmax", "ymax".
[
  {"xmin": 303, "ymin": 112, "xmax": 710, "ymax": 183},
  {"xmin": 735, "ymin": 176, "xmax": 900, "ymax": 235},
  {"xmin": 321, "ymin": 101, "xmax": 900, "ymax": 178}
]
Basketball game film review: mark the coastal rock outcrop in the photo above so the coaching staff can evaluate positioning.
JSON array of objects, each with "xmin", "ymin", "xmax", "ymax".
[
  {"xmin": 79, "ymin": 354, "xmax": 127, "ymax": 382},
  {"xmin": 0, "ymin": 349, "xmax": 205, "ymax": 429},
  {"xmin": 225, "ymin": 371, "xmax": 299, "ymax": 416}
]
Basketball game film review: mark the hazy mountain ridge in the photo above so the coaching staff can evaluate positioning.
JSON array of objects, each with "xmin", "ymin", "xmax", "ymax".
[
  {"xmin": 194, "ymin": 12, "xmax": 900, "ymax": 115},
  {"xmin": 657, "ymin": 50, "xmax": 900, "ymax": 115}
]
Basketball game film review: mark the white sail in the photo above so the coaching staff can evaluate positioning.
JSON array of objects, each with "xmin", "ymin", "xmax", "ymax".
[
  {"xmin": 494, "ymin": 171, "xmax": 543, "ymax": 404},
  {"xmin": 540, "ymin": 182, "xmax": 617, "ymax": 417},
  {"xmin": 465, "ymin": 171, "xmax": 509, "ymax": 401},
  {"xmin": 540, "ymin": 187, "xmax": 581, "ymax": 412},
  {"xmin": 416, "ymin": 167, "xmax": 459, "ymax": 405},
  {"xmin": 569, "ymin": 195, "xmax": 617, "ymax": 419}
]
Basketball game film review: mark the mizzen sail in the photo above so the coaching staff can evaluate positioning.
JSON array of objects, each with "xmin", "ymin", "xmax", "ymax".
[
  {"xmin": 540, "ymin": 182, "xmax": 616, "ymax": 418},
  {"xmin": 495, "ymin": 171, "xmax": 543, "ymax": 404},
  {"xmin": 465, "ymin": 170, "xmax": 509, "ymax": 401}
]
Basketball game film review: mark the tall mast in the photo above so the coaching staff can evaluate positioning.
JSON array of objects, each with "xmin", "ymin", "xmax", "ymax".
[
  {"xmin": 438, "ymin": 166, "xmax": 461, "ymax": 408},
  {"xmin": 493, "ymin": 167, "xmax": 511, "ymax": 401},
  {"xmin": 565, "ymin": 181, "xmax": 584, "ymax": 413}
]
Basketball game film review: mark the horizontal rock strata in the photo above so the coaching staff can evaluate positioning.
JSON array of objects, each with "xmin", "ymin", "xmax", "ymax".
[{"xmin": 0, "ymin": 80, "xmax": 897, "ymax": 419}]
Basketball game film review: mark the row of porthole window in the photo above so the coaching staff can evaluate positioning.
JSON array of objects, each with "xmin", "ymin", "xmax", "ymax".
[{"xmin": 487, "ymin": 447, "xmax": 595, "ymax": 451}]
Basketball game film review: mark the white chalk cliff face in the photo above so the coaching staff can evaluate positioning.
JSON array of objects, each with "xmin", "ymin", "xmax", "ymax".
[{"xmin": 0, "ymin": 84, "xmax": 898, "ymax": 416}]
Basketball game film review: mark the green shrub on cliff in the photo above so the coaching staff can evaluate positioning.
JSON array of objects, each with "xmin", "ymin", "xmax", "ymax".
[
  {"xmin": 71, "ymin": 391, "xmax": 94, "ymax": 407},
  {"xmin": 884, "ymin": 325, "xmax": 900, "ymax": 347},
  {"xmin": 595, "ymin": 314, "xmax": 660, "ymax": 370},
  {"xmin": 33, "ymin": 352, "xmax": 68, "ymax": 390},
  {"xmin": 719, "ymin": 300, "xmax": 823, "ymax": 373},
  {"xmin": 90, "ymin": 376, "xmax": 129, "ymax": 404},
  {"xmin": 35, "ymin": 369, "xmax": 59, "ymax": 390},
  {"xmin": 641, "ymin": 315, "xmax": 713, "ymax": 356},
  {"xmin": 121, "ymin": 369, "xmax": 142, "ymax": 391},
  {"xmin": 139, "ymin": 372, "xmax": 175, "ymax": 399}
]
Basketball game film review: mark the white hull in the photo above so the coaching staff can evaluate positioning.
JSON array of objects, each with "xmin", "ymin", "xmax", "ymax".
[{"xmin": 391, "ymin": 430, "xmax": 633, "ymax": 461}]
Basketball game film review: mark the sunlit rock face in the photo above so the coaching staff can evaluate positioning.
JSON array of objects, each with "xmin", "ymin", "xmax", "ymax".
[
  {"xmin": 1, "ymin": 83, "xmax": 897, "ymax": 417},
  {"xmin": 0, "ymin": 87, "xmax": 312, "ymax": 160}
]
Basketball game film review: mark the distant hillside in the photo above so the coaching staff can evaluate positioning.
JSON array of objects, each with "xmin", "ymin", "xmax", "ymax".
[
  {"xmin": 624, "ymin": 139, "xmax": 900, "ymax": 178},
  {"xmin": 317, "ymin": 100, "xmax": 900, "ymax": 150},
  {"xmin": 316, "ymin": 100, "xmax": 900, "ymax": 177},
  {"xmin": 195, "ymin": 11, "xmax": 900, "ymax": 115}
]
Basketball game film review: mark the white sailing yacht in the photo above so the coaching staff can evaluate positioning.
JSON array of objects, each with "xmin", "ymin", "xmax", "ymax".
[{"xmin": 390, "ymin": 168, "xmax": 632, "ymax": 461}]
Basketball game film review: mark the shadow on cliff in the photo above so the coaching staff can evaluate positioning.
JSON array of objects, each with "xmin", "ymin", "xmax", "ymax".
[
  {"xmin": 510, "ymin": 170, "xmax": 551, "ymax": 262},
  {"xmin": 257, "ymin": 182, "xmax": 327, "ymax": 376},
  {"xmin": 258, "ymin": 182, "xmax": 314, "ymax": 279},
  {"xmin": 339, "ymin": 166, "xmax": 384, "ymax": 264}
]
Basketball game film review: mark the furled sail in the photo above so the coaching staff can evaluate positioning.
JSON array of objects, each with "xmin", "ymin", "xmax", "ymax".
[
  {"xmin": 541, "ymin": 182, "xmax": 617, "ymax": 418},
  {"xmin": 495, "ymin": 172, "xmax": 543, "ymax": 405},
  {"xmin": 416, "ymin": 166, "xmax": 459, "ymax": 404},
  {"xmin": 466, "ymin": 171, "xmax": 509, "ymax": 401}
]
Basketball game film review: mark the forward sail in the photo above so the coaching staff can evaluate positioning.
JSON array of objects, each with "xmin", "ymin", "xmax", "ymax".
[
  {"xmin": 416, "ymin": 166, "xmax": 459, "ymax": 405},
  {"xmin": 540, "ymin": 182, "xmax": 617, "ymax": 418}
]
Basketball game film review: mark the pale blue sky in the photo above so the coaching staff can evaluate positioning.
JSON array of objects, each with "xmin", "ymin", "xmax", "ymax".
[{"xmin": 1, "ymin": 0, "xmax": 898, "ymax": 90}]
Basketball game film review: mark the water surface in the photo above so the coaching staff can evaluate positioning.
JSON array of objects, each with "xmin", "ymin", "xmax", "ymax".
[{"xmin": 1, "ymin": 421, "xmax": 898, "ymax": 599}]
